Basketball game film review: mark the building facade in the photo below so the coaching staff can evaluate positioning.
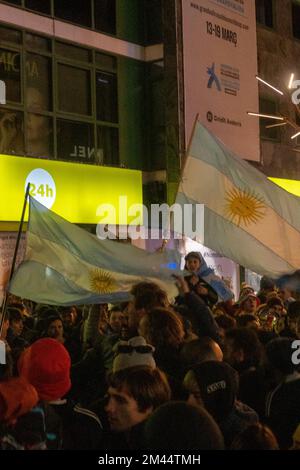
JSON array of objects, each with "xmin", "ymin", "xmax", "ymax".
[{"xmin": 0, "ymin": 0, "xmax": 300, "ymax": 216}]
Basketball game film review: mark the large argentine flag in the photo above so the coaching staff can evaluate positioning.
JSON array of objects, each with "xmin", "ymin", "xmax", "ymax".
[
  {"xmin": 176, "ymin": 121, "xmax": 300, "ymax": 278},
  {"xmin": 9, "ymin": 197, "xmax": 180, "ymax": 305}
]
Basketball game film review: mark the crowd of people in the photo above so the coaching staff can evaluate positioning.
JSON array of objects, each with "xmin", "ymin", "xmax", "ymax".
[{"xmin": 0, "ymin": 251, "xmax": 299, "ymax": 450}]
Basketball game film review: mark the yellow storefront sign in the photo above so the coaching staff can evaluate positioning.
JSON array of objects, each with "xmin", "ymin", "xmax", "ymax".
[
  {"xmin": 0, "ymin": 154, "xmax": 143, "ymax": 224},
  {"xmin": 269, "ymin": 177, "xmax": 300, "ymax": 198}
]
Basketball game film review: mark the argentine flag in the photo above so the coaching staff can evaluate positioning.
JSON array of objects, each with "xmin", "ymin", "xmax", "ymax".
[
  {"xmin": 9, "ymin": 197, "xmax": 181, "ymax": 305},
  {"xmin": 176, "ymin": 121, "xmax": 300, "ymax": 278}
]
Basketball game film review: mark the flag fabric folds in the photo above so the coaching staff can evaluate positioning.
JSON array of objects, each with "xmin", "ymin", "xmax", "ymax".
[
  {"xmin": 176, "ymin": 121, "xmax": 300, "ymax": 278},
  {"xmin": 9, "ymin": 197, "xmax": 181, "ymax": 305}
]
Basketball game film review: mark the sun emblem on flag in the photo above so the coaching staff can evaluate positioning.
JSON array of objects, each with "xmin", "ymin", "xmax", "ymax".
[
  {"xmin": 89, "ymin": 269, "xmax": 117, "ymax": 294},
  {"xmin": 224, "ymin": 187, "xmax": 266, "ymax": 226}
]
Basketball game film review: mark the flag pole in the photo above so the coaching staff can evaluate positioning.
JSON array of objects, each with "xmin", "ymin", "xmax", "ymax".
[
  {"xmin": 181, "ymin": 113, "xmax": 199, "ymax": 175},
  {"xmin": 0, "ymin": 183, "xmax": 30, "ymax": 336},
  {"xmin": 158, "ymin": 114, "xmax": 200, "ymax": 251}
]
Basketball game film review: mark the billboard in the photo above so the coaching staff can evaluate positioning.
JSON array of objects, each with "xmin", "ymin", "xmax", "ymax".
[
  {"xmin": 182, "ymin": 0, "xmax": 260, "ymax": 161},
  {"xmin": 0, "ymin": 154, "xmax": 143, "ymax": 224}
]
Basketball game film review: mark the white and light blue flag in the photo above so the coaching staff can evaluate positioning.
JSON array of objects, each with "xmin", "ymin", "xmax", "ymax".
[
  {"xmin": 176, "ymin": 121, "xmax": 300, "ymax": 278},
  {"xmin": 9, "ymin": 197, "xmax": 181, "ymax": 305}
]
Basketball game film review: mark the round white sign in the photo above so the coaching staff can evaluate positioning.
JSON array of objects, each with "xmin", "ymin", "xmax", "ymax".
[{"xmin": 25, "ymin": 168, "xmax": 56, "ymax": 209}]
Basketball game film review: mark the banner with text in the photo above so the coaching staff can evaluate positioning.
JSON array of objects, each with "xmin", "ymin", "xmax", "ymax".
[{"xmin": 182, "ymin": 0, "xmax": 259, "ymax": 161}]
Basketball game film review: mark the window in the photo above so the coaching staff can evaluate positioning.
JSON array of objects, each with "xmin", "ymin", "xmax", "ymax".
[
  {"xmin": 0, "ymin": 26, "xmax": 21, "ymax": 46},
  {"xmin": 94, "ymin": 0, "xmax": 116, "ymax": 35},
  {"xmin": 0, "ymin": 108, "xmax": 24, "ymax": 155},
  {"xmin": 25, "ymin": 33, "xmax": 51, "ymax": 53},
  {"xmin": 96, "ymin": 71, "xmax": 118, "ymax": 122},
  {"xmin": 255, "ymin": 0, "xmax": 273, "ymax": 28},
  {"xmin": 58, "ymin": 64, "xmax": 91, "ymax": 115},
  {"xmin": 56, "ymin": 42, "xmax": 91, "ymax": 63},
  {"xmin": 57, "ymin": 119, "xmax": 94, "ymax": 162},
  {"xmin": 0, "ymin": 25, "xmax": 120, "ymax": 166},
  {"xmin": 4, "ymin": 0, "xmax": 21, "ymax": 4},
  {"xmin": 25, "ymin": 0, "xmax": 51, "ymax": 15},
  {"xmin": 26, "ymin": 54, "xmax": 52, "ymax": 111},
  {"xmin": 26, "ymin": 114, "xmax": 53, "ymax": 158},
  {"xmin": 95, "ymin": 52, "xmax": 117, "ymax": 72},
  {"xmin": 259, "ymin": 97, "xmax": 279, "ymax": 140},
  {"xmin": 145, "ymin": 0, "xmax": 163, "ymax": 45},
  {"xmin": 0, "ymin": 48, "xmax": 21, "ymax": 103},
  {"xmin": 292, "ymin": 1, "xmax": 300, "ymax": 39},
  {"xmin": 147, "ymin": 61, "xmax": 165, "ymax": 168},
  {"xmin": 54, "ymin": 0, "xmax": 92, "ymax": 27},
  {"xmin": 97, "ymin": 125, "xmax": 119, "ymax": 165}
]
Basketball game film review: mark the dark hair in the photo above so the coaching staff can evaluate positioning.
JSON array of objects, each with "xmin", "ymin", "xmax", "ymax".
[
  {"xmin": 231, "ymin": 423, "xmax": 279, "ymax": 450},
  {"xmin": 260, "ymin": 276, "xmax": 275, "ymax": 291},
  {"xmin": 225, "ymin": 328, "xmax": 262, "ymax": 368},
  {"xmin": 215, "ymin": 314, "xmax": 236, "ymax": 330},
  {"xmin": 184, "ymin": 252, "xmax": 201, "ymax": 262},
  {"xmin": 267, "ymin": 297, "xmax": 284, "ymax": 309},
  {"xmin": 131, "ymin": 282, "xmax": 169, "ymax": 312},
  {"xmin": 143, "ymin": 308, "xmax": 184, "ymax": 349},
  {"xmin": 107, "ymin": 366, "xmax": 171, "ymax": 412},
  {"xmin": 266, "ymin": 337, "xmax": 297, "ymax": 374},
  {"xmin": 288, "ymin": 301, "xmax": 300, "ymax": 319},
  {"xmin": 180, "ymin": 337, "xmax": 221, "ymax": 368},
  {"xmin": 144, "ymin": 402, "xmax": 224, "ymax": 450},
  {"xmin": 7, "ymin": 308, "xmax": 23, "ymax": 323},
  {"xmin": 236, "ymin": 314, "xmax": 258, "ymax": 328}
]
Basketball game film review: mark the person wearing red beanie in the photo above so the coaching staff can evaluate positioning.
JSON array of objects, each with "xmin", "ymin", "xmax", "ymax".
[{"xmin": 18, "ymin": 338, "xmax": 71, "ymax": 401}]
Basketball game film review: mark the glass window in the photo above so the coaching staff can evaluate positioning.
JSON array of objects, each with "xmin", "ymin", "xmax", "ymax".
[
  {"xmin": 26, "ymin": 54, "xmax": 52, "ymax": 111},
  {"xmin": 54, "ymin": 0, "xmax": 92, "ymax": 27},
  {"xmin": 25, "ymin": 33, "xmax": 51, "ymax": 52},
  {"xmin": 259, "ymin": 97, "xmax": 279, "ymax": 140},
  {"xmin": 94, "ymin": 0, "xmax": 116, "ymax": 35},
  {"xmin": 96, "ymin": 71, "xmax": 118, "ymax": 122},
  {"xmin": 97, "ymin": 126, "xmax": 119, "ymax": 166},
  {"xmin": 95, "ymin": 52, "xmax": 117, "ymax": 72},
  {"xmin": 26, "ymin": 113, "xmax": 53, "ymax": 158},
  {"xmin": 0, "ymin": 26, "xmax": 21, "ymax": 46},
  {"xmin": 147, "ymin": 61, "xmax": 165, "ymax": 167},
  {"xmin": 4, "ymin": 0, "xmax": 21, "ymax": 4},
  {"xmin": 255, "ymin": 0, "xmax": 273, "ymax": 28},
  {"xmin": 0, "ymin": 108, "xmax": 24, "ymax": 155},
  {"xmin": 58, "ymin": 64, "xmax": 91, "ymax": 115},
  {"xmin": 57, "ymin": 119, "xmax": 94, "ymax": 162},
  {"xmin": 25, "ymin": 0, "xmax": 51, "ymax": 15},
  {"xmin": 56, "ymin": 42, "xmax": 91, "ymax": 63},
  {"xmin": 0, "ymin": 48, "xmax": 21, "ymax": 103},
  {"xmin": 145, "ymin": 0, "xmax": 163, "ymax": 44}
]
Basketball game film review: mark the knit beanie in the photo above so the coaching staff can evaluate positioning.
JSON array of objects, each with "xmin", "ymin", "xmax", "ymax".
[
  {"xmin": 0, "ymin": 377, "xmax": 38, "ymax": 424},
  {"xmin": 113, "ymin": 336, "xmax": 156, "ymax": 373},
  {"xmin": 191, "ymin": 361, "xmax": 237, "ymax": 422},
  {"xmin": 18, "ymin": 338, "xmax": 71, "ymax": 401}
]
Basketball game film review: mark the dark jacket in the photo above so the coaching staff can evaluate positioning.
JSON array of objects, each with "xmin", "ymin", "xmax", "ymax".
[{"xmin": 265, "ymin": 374, "xmax": 300, "ymax": 449}]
